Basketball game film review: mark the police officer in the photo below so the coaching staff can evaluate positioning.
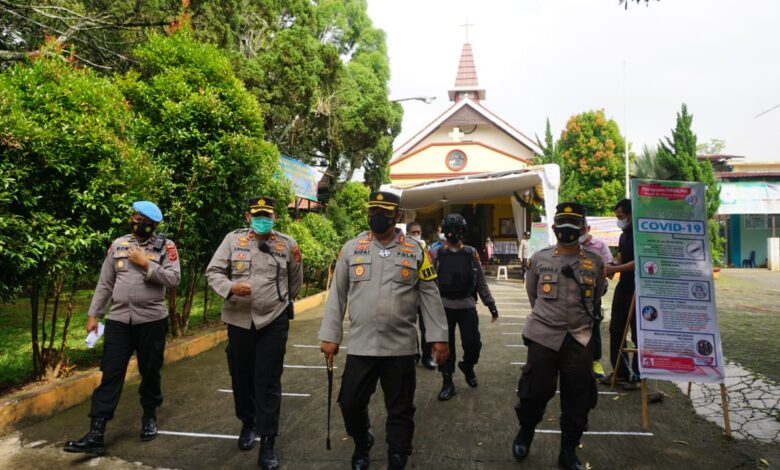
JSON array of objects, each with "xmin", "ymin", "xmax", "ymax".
[
  {"xmin": 205, "ymin": 196, "xmax": 303, "ymax": 470},
  {"xmin": 512, "ymin": 202, "xmax": 605, "ymax": 470},
  {"xmin": 432, "ymin": 213, "xmax": 499, "ymax": 401},
  {"xmin": 319, "ymin": 191, "xmax": 449, "ymax": 470},
  {"xmin": 64, "ymin": 201, "xmax": 180, "ymax": 455}
]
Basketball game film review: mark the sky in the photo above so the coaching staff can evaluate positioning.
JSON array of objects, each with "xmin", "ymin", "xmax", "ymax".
[{"xmin": 366, "ymin": 0, "xmax": 780, "ymax": 162}]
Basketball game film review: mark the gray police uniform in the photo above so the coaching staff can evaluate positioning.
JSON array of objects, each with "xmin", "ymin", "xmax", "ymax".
[
  {"xmin": 87, "ymin": 233, "xmax": 181, "ymax": 419},
  {"xmin": 516, "ymin": 245, "xmax": 605, "ymax": 449},
  {"xmin": 319, "ymin": 229, "xmax": 447, "ymax": 456},
  {"xmin": 206, "ymin": 228, "xmax": 303, "ymax": 329},
  {"xmin": 206, "ymin": 228, "xmax": 303, "ymax": 436}
]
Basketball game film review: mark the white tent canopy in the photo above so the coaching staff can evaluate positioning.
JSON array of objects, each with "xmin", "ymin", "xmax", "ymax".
[{"xmin": 381, "ymin": 164, "xmax": 560, "ymax": 245}]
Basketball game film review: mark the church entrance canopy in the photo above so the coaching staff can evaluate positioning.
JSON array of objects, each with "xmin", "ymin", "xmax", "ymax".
[{"xmin": 382, "ymin": 164, "xmax": 560, "ymax": 245}]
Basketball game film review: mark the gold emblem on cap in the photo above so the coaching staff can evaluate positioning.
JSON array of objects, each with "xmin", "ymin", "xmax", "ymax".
[
  {"xmin": 259, "ymin": 198, "xmax": 266, "ymax": 206},
  {"xmin": 377, "ymin": 194, "xmax": 384, "ymax": 201},
  {"xmin": 564, "ymin": 206, "xmax": 573, "ymax": 213}
]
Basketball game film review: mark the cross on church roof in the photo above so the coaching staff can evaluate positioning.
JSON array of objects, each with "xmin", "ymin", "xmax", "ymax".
[{"xmin": 459, "ymin": 18, "xmax": 475, "ymax": 43}]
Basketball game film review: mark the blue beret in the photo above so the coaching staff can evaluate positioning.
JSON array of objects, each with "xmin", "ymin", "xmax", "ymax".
[{"xmin": 132, "ymin": 201, "xmax": 163, "ymax": 223}]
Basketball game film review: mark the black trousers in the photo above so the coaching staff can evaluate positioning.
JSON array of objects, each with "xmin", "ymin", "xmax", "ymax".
[
  {"xmin": 90, "ymin": 318, "xmax": 167, "ymax": 420},
  {"xmin": 226, "ymin": 313, "xmax": 289, "ymax": 436},
  {"xmin": 515, "ymin": 335, "xmax": 597, "ymax": 448},
  {"xmin": 609, "ymin": 281, "xmax": 639, "ymax": 380},
  {"xmin": 339, "ymin": 355, "xmax": 417, "ymax": 456},
  {"xmin": 438, "ymin": 307, "xmax": 481, "ymax": 374},
  {"xmin": 592, "ymin": 319, "xmax": 602, "ymax": 361}
]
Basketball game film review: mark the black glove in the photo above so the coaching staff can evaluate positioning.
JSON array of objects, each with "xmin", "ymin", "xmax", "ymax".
[{"xmin": 487, "ymin": 303, "xmax": 499, "ymax": 319}]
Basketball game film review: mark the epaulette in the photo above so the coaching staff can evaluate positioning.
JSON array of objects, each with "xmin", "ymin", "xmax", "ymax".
[{"xmin": 231, "ymin": 227, "xmax": 251, "ymax": 234}]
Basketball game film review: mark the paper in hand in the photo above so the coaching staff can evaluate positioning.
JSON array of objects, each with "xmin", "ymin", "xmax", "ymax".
[{"xmin": 85, "ymin": 322, "xmax": 105, "ymax": 348}]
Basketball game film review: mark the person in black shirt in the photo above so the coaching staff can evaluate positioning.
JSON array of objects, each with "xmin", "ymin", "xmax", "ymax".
[{"xmin": 603, "ymin": 199, "xmax": 640, "ymax": 389}]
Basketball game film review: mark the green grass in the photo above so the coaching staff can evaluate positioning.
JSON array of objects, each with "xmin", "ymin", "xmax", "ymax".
[
  {"xmin": 0, "ymin": 286, "xmax": 226, "ymax": 394},
  {"xmin": 0, "ymin": 280, "xmax": 326, "ymax": 394},
  {"xmin": 712, "ymin": 271, "xmax": 780, "ymax": 384}
]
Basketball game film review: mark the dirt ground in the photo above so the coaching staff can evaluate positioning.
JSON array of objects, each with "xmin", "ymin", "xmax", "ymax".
[{"xmin": 2, "ymin": 276, "xmax": 779, "ymax": 469}]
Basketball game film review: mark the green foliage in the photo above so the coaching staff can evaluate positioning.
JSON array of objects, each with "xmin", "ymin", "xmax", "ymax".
[
  {"xmin": 655, "ymin": 104, "xmax": 724, "ymax": 265},
  {"xmin": 282, "ymin": 213, "xmax": 340, "ymax": 277},
  {"xmin": 632, "ymin": 145, "xmax": 672, "ymax": 180},
  {"xmin": 0, "ymin": 49, "xmax": 156, "ymax": 377},
  {"xmin": 556, "ymin": 110, "xmax": 627, "ymax": 215},
  {"xmin": 697, "ymin": 138, "xmax": 726, "ymax": 155},
  {"xmin": 327, "ymin": 181, "xmax": 369, "ymax": 241},
  {"xmin": 0, "ymin": 50, "xmax": 155, "ymax": 300},
  {"xmin": 120, "ymin": 28, "xmax": 293, "ymax": 335}
]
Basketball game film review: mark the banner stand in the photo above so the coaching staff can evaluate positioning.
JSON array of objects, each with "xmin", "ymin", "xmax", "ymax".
[
  {"xmin": 609, "ymin": 295, "xmax": 732, "ymax": 436},
  {"xmin": 607, "ymin": 294, "xmax": 649, "ymax": 431},
  {"xmin": 686, "ymin": 381, "xmax": 732, "ymax": 437}
]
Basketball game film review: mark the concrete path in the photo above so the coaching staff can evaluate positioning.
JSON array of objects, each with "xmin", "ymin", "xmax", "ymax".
[{"xmin": 1, "ymin": 279, "xmax": 775, "ymax": 469}]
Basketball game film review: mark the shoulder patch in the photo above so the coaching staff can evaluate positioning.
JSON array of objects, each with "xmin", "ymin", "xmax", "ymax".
[
  {"xmin": 166, "ymin": 243, "xmax": 178, "ymax": 261},
  {"xmin": 418, "ymin": 250, "xmax": 437, "ymax": 281},
  {"xmin": 292, "ymin": 245, "xmax": 302, "ymax": 263}
]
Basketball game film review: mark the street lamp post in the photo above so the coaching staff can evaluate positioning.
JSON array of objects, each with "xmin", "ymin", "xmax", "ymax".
[{"xmin": 391, "ymin": 96, "xmax": 437, "ymax": 104}]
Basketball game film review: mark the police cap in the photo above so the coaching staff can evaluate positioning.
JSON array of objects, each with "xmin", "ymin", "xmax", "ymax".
[
  {"xmin": 368, "ymin": 191, "xmax": 400, "ymax": 211},
  {"xmin": 248, "ymin": 196, "xmax": 275, "ymax": 216},
  {"xmin": 132, "ymin": 201, "xmax": 163, "ymax": 223},
  {"xmin": 554, "ymin": 202, "xmax": 586, "ymax": 226}
]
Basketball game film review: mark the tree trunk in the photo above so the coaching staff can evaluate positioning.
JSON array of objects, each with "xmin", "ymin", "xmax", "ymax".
[{"xmin": 30, "ymin": 282, "xmax": 40, "ymax": 377}]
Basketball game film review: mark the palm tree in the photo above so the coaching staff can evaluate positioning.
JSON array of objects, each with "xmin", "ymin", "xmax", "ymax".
[{"xmin": 632, "ymin": 145, "xmax": 672, "ymax": 180}]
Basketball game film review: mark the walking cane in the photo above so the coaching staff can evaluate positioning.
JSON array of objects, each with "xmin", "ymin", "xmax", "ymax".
[{"xmin": 326, "ymin": 356, "xmax": 333, "ymax": 450}]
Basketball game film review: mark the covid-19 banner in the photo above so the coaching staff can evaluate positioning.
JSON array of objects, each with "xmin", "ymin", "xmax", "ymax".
[{"xmin": 632, "ymin": 179, "xmax": 726, "ymax": 384}]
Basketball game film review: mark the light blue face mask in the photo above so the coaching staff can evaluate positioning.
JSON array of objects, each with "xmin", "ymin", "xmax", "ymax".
[{"xmin": 251, "ymin": 216, "xmax": 274, "ymax": 234}]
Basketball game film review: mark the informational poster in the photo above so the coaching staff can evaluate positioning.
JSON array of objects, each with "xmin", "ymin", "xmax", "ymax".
[
  {"xmin": 632, "ymin": 180, "xmax": 725, "ymax": 383},
  {"xmin": 528, "ymin": 222, "xmax": 550, "ymax": 257},
  {"xmin": 280, "ymin": 155, "xmax": 319, "ymax": 201}
]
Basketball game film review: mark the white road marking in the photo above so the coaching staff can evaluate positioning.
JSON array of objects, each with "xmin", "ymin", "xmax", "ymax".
[
  {"xmin": 510, "ymin": 362, "xmax": 527, "ymax": 365},
  {"xmin": 514, "ymin": 389, "xmax": 621, "ymax": 396},
  {"xmin": 24, "ymin": 440, "xmax": 47, "ymax": 448},
  {"xmin": 536, "ymin": 430, "xmax": 654, "ymax": 436},
  {"xmin": 158, "ymin": 430, "xmax": 253, "ymax": 440},
  {"xmin": 284, "ymin": 365, "xmax": 335, "ymax": 369},
  {"xmin": 505, "ymin": 344, "xmax": 526, "ymax": 348},
  {"xmin": 217, "ymin": 389, "xmax": 311, "ymax": 397},
  {"xmin": 502, "ymin": 332, "xmax": 523, "ymax": 335}
]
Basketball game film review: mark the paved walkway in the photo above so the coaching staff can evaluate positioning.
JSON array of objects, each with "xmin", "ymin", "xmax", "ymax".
[{"xmin": 1, "ymin": 279, "xmax": 775, "ymax": 469}]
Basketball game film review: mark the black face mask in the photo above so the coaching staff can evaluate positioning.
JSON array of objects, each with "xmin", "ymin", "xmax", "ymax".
[
  {"xmin": 553, "ymin": 224, "xmax": 582, "ymax": 245},
  {"xmin": 369, "ymin": 213, "xmax": 394, "ymax": 234},
  {"xmin": 131, "ymin": 219, "xmax": 155, "ymax": 239},
  {"xmin": 444, "ymin": 231, "xmax": 463, "ymax": 243}
]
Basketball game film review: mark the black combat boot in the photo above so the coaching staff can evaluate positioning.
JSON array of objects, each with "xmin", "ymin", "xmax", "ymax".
[
  {"xmin": 558, "ymin": 441, "xmax": 585, "ymax": 470},
  {"xmin": 140, "ymin": 415, "xmax": 158, "ymax": 441},
  {"xmin": 458, "ymin": 361, "xmax": 478, "ymax": 387},
  {"xmin": 511, "ymin": 426, "xmax": 535, "ymax": 461},
  {"xmin": 437, "ymin": 373, "xmax": 457, "ymax": 401},
  {"xmin": 351, "ymin": 430, "xmax": 375, "ymax": 470},
  {"xmin": 257, "ymin": 435, "xmax": 279, "ymax": 470},
  {"xmin": 238, "ymin": 422, "xmax": 256, "ymax": 450},
  {"xmin": 388, "ymin": 452, "xmax": 408, "ymax": 470},
  {"xmin": 63, "ymin": 417, "xmax": 107, "ymax": 455}
]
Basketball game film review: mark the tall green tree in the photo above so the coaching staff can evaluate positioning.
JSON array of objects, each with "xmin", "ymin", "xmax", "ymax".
[
  {"xmin": 120, "ymin": 25, "xmax": 293, "ymax": 336},
  {"xmin": 0, "ymin": 47, "xmax": 156, "ymax": 378},
  {"xmin": 556, "ymin": 110, "xmax": 627, "ymax": 215},
  {"xmin": 655, "ymin": 103, "xmax": 724, "ymax": 264},
  {"xmin": 632, "ymin": 145, "xmax": 672, "ymax": 180}
]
